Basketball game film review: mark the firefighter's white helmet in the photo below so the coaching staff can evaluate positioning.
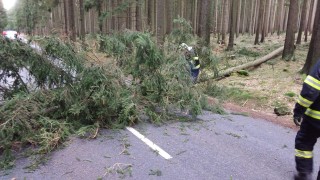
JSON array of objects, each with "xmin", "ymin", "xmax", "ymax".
[{"xmin": 180, "ymin": 43, "xmax": 192, "ymax": 51}]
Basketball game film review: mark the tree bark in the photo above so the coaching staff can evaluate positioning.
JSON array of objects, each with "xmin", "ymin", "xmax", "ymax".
[
  {"xmin": 282, "ymin": 0, "xmax": 299, "ymax": 60},
  {"xmin": 79, "ymin": 0, "xmax": 85, "ymax": 41},
  {"xmin": 203, "ymin": 46, "xmax": 284, "ymax": 80},
  {"xmin": 255, "ymin": 0, "xmax": 265, "ymax": 45},
  {"xmin": 63, "ymin": 0, "xmax": 68, "ymax": 35},
  {"xmin": 302, "ymin": 0, "xmax": 320, "ymax": 74},
  {"xmin": 296, "ymin": 0, "xmax": 308, "ymax": 44},
  {"xmin": 227, "ymin": 0, "xmax": 237, "ymax": 50},
  {"xmin": 156, "ymin": 0, "xmax": 165, "ymax": 43},
  {"xmin": 68, "ymin": 0, "xmax": 76, "ymax": 41},
  {"xmin": 305, "ymin": 0, "xmax": 314, "ymax": 41},
  {"xmin": 165, "ymin": 0, "xmax": 172, "ymax": 34},
  {"xmin": 277, "ymin": 0, "xmax": 284, "ymax": 35},
  {"xmin": 198, "ymin": 0, "xmax": 211, "ymax": 45},
  {"xmin": 236, "ymin": 0, "xmax": 241, "ymax": 37},
  {"xmin": 260, "ymin": 0, "xmax": 267, "ymax": 43},
  {"xmin": 221, "ymin": 0, "xmax": 229, "ymax": 44}
]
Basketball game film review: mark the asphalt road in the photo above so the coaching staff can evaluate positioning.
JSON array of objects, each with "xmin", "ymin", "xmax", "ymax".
[{"xmin": 1, "ymin": 110, "xmax": 319, "ymax": 180}]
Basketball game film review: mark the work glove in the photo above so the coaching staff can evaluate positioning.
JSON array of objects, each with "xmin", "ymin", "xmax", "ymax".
[{"xmin": 293, "ymin": 116, "xmax": 303, "ymax": 126}]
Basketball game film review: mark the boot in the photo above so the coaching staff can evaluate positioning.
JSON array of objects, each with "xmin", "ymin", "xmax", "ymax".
[{"xmin": 294, "ymin": 172, "xmax": 312, "ymax": 180}]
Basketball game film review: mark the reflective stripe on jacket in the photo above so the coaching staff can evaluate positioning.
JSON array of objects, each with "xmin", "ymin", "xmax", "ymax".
[{"xmin": 295, "ymin": 60, "xmax": 320, "ymax": 121}]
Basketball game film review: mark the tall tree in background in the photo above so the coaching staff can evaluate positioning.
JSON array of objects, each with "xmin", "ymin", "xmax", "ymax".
[
  {"xmin": 260, "ymin": 0, "xmax": 269, "ymax": 43},
  {"xmin": 296, "ymin": 0, "xmax": 308, "ymax": 44},
  {"xmin": 63, "ymin": 0, "xmax": 68, "ymax": 35},
  {"xmin": 302, "ymin": 0, "xmax": 320, "ymax": 74},
  {"xmin": 255, "ymin": 0, "xmax": 264, "ymax": 45},
  {"xmin": 0, "ymin": 0, "xmax": 7, "ymax": 32},
  {"xmin": 305, "ymin": 0, "xmax": 314, "ymax": 42},
  {"xmin": 198, "ymin": 0, "xmax": 211, "ymax": 45},
  {"xmin": 156, "ymin": 0, "xmax": 164, "ymax": 43},
  {"xmin": 221, "ymin": 0, "xmax": 229, "ymax": 44},
  {"xmin": 136, "ymin": 0, "xmax": 142, "ymax": 31},
  {"xmin": 227, "ymin": 0, "xmax": 237, "ymax": 50},
  {"xmin": 67, "ymin": 0, "xmax": 76, "ymax": 41},
  {"xmin": 276, "ymin": 0, "xmax": 285, "ymax": 35},
  {"xmin": 79, "ymin": 0, "xmax": 85, "ymax": 41},
  {"xmin": 282, "ymin": 0, "xmax": 299, "ymax": 60}
]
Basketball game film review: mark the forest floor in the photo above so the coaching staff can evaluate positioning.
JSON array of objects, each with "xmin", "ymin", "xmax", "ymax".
[{"xmin": 208, "ymin": 34, "xmax": 310, "ymax": 130}]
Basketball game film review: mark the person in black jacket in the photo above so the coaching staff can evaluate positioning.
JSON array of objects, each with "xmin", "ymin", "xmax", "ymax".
[
  {"xmin": 180, "ymin": 43, "xmax": 200, "ymax": 83},
  {"xmin": 293, "ymin": 60, "xmax": 320, "ymax": 180}
]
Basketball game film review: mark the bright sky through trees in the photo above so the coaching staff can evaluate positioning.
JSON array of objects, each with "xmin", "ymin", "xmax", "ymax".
[{"xmin": 3, "ymin": 0, "xmax": 17, "ymax": 10}]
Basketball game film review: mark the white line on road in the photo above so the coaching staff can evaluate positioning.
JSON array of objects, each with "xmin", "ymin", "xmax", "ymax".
[{"xmin": 126, "ymin": 127, "xmax": 173, "ymax": 160}]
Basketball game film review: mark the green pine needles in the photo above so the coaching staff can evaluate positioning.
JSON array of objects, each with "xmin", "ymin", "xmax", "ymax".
[{"xmin": 0, "ymin": 31, "xmax": 203, "ymax": 169}]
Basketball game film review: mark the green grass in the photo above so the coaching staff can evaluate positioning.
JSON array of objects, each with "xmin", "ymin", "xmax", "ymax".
[
  {"xmin": 204, "ymin": 83, "xmax": 253, "ymax": 103},
  {"xmin": 238, "ymin": 47, "xmax": 260, "ymax": 57}
]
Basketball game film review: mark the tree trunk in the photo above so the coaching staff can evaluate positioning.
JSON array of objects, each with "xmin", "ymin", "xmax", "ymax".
[
  {"xmin": 221, "ymin": 0, "xmax": 229, "ymax": 44},
  {"xmin": 217, "ymin": 0, "xmax": 222, "ymax": 43},
  {"xmin": 260, "ymin": 0, "xmax": 267, "ymax": 43},
  {"xmin": 227, "ymin": 0, "xmax": 237, "ymax": 50},
  {"xmin": 213, "ymin": 0, "xmax": 218, "ymax": 35},
  {"xmin": 277, "ymin": 0, "xmax": 284, "ymax": 35},
  {"xmin": 63, "ymin": 0, "xmax": 68, "ymax": 35},
  {"xmin": 305, "ymin": 0, "xmax": 314, "ymax": 41},
  {"xmin": 165, "ymin": 0, "xmax": 172, "ymax": 34},
  {"xmin": 310, "ymin": 0, "xmax": 318, "ymax": 33},
  {"xmin": 282, "ymin": 0, "xmax": 299, "ymax": 60},
  {"xmin": 264, "ymin": 0, "xmax": 271, "ymax": 37},
  {"xmin": 156, "ymin": 0, "xmax": 165, "ymax": 43},
  {"xmin": 68, "ymin": 0, "xmax": 76, "ymax": 41},
  {"xmin": 255, "ymin": 0, "xmax": 265, "ymax": 45},
  {"xmin": 248, "ymin": 0, "xmax": 255, "ymax": 35},
  {"xmin": 203, "ymin": 46, "xmax": 284, "ymax": 80},
  {"xmin": 302, "ymin": 0, "xmax": 320, "ymax": 74},
  {"xmin": 240, "ymin": 0, "xmax": 246, "ymax": 34},
  {"xmin": 198, "ymin": 0, "xmax": 211, "ymax": 45},
  {"xmin": 79, "ymin": 0, "xmax": 85, "ymax": 41},
  {"xmin": 296, "ymin": 0, "xmax": 308, "ymax": 44},
  {"xmin": 236, "ymin": 0, "xmax": 241, "ymax": 37}
]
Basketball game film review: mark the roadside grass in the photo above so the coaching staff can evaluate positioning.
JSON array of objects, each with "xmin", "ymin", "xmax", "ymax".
[{"xmin": 209, "ymin": 34, "xmax": 309, "ymax": 115}]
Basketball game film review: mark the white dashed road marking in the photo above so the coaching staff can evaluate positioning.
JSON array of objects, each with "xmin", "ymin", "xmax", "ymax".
[{"xmin": 126, "ymin": 127, "xmax": 173, "ymax": 160}]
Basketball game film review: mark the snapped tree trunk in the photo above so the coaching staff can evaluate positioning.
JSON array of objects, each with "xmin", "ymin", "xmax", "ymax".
[{"xmin": 202, "ymin": 46, "xmax": 284, "ymax": 81}]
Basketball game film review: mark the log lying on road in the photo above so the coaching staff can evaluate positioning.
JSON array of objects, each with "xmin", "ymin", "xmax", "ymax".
[{"xmin": 202, "ymin": 46, "xmax": 284, "ymax": 81}]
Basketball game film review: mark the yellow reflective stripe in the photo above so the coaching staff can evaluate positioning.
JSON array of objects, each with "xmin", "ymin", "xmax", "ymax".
[
  {"xmin": 194, "ymin": 65, "xmax": 200, "ymax": 69},
  {"xmin": 297, "ymin": 95, "xmax": 313, "ymax": 108},
  {"xmin": 304, "ymin": 75, "xmax": 320, "ymax": 90},
  {"xmin": 305, "ymin": 108, "xmax": 320, "ymax": 120},
  {"xmin": 193, "ymin": 57, "xmax": 199, "ymax": 60},
  {"xmin": 295, "ymin": 149, "xmax": 313, "ymax": 158}
]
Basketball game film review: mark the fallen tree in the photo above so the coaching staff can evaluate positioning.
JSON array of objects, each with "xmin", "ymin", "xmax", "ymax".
[
  {"xmin": 201, "ymin": 46, "xmax": 284, "ymax": 81},
  {"xmin": 0, "ymin": 32, "xmax": 204, "ymax": 169}
]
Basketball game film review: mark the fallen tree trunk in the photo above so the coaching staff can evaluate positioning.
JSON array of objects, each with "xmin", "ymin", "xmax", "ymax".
[{"xmin": 202, "ymin": 46, "xmax": 284, "ymax": 81}]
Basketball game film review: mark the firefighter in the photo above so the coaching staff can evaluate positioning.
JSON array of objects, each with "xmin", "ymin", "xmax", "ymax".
[
  {"xmin": 180, "ymin": 43, "xmax": 200, "ymax": 83},
  {"xmin": 293, "ymin": 60, "xmax": 320, "ymax": 180}
]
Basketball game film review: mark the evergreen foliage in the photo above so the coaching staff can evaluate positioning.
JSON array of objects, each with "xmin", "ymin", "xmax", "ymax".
[{"xmin": 0, "ymin": 31, "xmax": 203, "ymax": 169}]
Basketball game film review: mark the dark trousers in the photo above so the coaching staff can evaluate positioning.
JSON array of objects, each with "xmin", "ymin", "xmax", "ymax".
[
  {"xmin": 295, "ymin": 117, "xmax": 320, "ymax": 174},
  {"xmin": 191, "ymin": 68, "xmax": 200, "ymax": 83}
]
